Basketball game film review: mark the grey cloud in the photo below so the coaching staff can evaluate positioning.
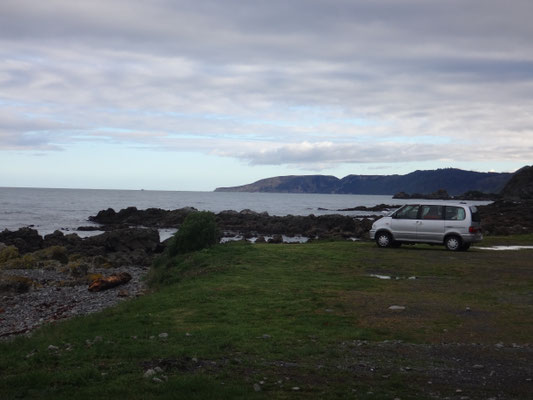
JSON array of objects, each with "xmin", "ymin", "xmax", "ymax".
[
  {"xmin": 1, "ymin": 0, "xmax": 533, "ymax": 169},
  {"xmin": 219, "ymin": 140, "xmax": 533, "ymax": 168}
]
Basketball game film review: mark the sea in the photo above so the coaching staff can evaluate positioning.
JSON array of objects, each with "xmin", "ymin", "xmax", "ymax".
[{"xmin": 0, "ymin": 187, "xmax": 491, "ymax": 240}]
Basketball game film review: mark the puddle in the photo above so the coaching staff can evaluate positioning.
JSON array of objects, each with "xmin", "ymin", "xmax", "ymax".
[
  {"xmin": 220, "ymin": 235, "xmax": 309, "ymax": 244},
  {"xmin": 368, "ymin": 274, "xmax": 417, "ymax": 280},
  {"xmin": 369, "ymin": 274, "xmax": 392, "ymax": 280},
  {"xmin": 476, "ymin": 246, "xmax": 533, "ymax": 251},
  {"xmin": 159, "ymin": 228, "xmax": 178, "ymax": 241}
]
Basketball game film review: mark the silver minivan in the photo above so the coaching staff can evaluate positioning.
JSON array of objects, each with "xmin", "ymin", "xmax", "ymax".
[{"xmin": 369, "ymin": 203, "xmax": 483, "ymax": 251}]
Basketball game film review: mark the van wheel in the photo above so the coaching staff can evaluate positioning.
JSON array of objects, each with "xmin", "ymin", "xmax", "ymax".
[
  {"xmin": 376, "ymin": 232, "xmax": 393, "ymax": 248},
  {"xmin": 445, "ymin": 235, "xmax": 462, "ymax": 251}
]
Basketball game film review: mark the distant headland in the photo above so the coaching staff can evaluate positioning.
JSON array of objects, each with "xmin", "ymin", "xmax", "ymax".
[{"xmin": 215, "ymin": 167, "xmax": 517, "ymax": 197}]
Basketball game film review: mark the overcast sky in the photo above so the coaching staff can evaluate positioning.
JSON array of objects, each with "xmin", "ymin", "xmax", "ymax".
[{"xmin": 1, "ymin": 0, "xmax": 532, "ymax": 190}]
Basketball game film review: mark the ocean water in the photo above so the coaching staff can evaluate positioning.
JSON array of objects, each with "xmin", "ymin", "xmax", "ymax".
[{"xmin": 0, "ymin": 187, "xmax": 490, "ymax": 239}]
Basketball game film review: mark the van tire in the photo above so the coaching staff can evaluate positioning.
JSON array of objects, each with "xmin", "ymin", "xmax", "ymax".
[
  {"xmin": 376, "ymin": 231, "xmax": 393, "ymax": 248},
  {"xmin": 445, "ymin": 235, "xmax": 462, "ymax": 251}
]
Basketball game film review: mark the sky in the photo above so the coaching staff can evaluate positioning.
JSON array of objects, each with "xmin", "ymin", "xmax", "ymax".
[{"xmin": 1, "ymin": 0, "xmax": 532, "ymax": 191}]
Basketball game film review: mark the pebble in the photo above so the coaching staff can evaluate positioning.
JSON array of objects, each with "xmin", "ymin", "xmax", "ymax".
[
  {"xmin": 47, "ymin": 345, "xmax": 59, "ymax": 351},
  {"xmin": 253, "ymin": 383, "xmax": 261, "ymax": 392},
  {"xmin": 158, "ymin": 333, "xmax": 169, "ymax": 339}
]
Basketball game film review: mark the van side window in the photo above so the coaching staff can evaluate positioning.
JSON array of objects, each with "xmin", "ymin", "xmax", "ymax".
[
  {"xmin": 394, "ymin": 205, "xmax": 420, "ymax": 219},
  {"xmin": 420, "ymin": 205, "xmax": 443, "ymax": 220},
  {"xmin": 445, "ymin": 206, "xmax": 466, "ymax": 220}
]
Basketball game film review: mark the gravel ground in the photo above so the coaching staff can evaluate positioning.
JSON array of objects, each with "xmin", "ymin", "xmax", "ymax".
[{"xmin": 0, "ymin": 266, "xmax": 148, "ymax": 340}]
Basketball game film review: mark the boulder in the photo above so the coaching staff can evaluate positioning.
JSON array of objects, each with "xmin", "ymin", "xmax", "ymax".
[
  {"xmin": 88, "ymin": 208, "xmax": 118, "ymax": 224},
  {"xmin": 0, "ymin": 227, "xmax": 43, "ymax": 254},
  {"xmin": 89, "ymin": 207, "xmax": 197, "ymax": 227},
  {"xmin": 85, "ymin": 228, "xmax": 159, "ymax": 253},
  {"xmin": 393, "ymin": 191, "xmax": 410, "ymax": 199},
  {"xmin": 268, "ymin": 234, "xmax": 283, "ymax": 244}
]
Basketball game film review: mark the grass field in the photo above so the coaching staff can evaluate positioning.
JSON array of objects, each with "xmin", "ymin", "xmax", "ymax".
[{"xmin": 1, "ymin": 235, "xmax": 532, "ymax": 399}]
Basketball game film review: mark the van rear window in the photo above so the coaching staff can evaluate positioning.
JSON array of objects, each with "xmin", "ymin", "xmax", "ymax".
[{"xmin": 470, "ymin": 206, "xmax": 481, "ymax": 222}]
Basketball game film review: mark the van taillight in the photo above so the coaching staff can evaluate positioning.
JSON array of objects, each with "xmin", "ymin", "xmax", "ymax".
[{"xmin": 469, "ymin": 226, "xmax": 479, "ymax": 233}]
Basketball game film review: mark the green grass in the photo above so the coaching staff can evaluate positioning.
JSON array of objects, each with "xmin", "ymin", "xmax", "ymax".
[{"xmin": 1, "ymin": 236, "xmax": 532, "ymax": 399}]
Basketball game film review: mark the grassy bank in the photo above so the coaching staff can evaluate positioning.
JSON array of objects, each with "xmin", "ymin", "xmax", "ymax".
[{"xmin": 1, "ymin": 236, "xmax": 532, "ymax": 399}]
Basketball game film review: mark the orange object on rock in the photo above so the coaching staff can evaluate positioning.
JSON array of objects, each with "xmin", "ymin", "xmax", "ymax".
[{"xmin": 88, "ymin": 272, "xmax": 132, "ymax": 292}]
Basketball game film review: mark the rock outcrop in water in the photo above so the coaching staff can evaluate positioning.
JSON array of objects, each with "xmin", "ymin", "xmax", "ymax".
[{"xmin": 89, "ymin": 207, "xmax": 375, "ymax": 240}]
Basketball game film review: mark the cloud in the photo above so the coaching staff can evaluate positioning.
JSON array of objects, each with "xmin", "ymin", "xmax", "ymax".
[
  {"xmin": 1, "ymin": 0, "xmax": 533, "ymax": 171},
  {"xmin": 214, "ymin": 140, "xmax": 533, "ymax": 169}
]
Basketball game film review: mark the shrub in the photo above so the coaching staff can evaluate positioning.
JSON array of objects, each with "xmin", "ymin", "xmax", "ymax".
[
  {"xmin": 0, "ymin": 275, "xmax": 35, "ymax": 294},
  {"xmin": 0, "ymin": 245, "xmax": 19, "ymax": 263},
  {"xmin": 167, "ymin": 211, "xmax": 219, "ymax": 257},
  {"xmin": 5, "ymin": 254, "xmax": 37, "ymax": 269},
  {"xmin": 65, "ymin": 261, "xmax": 89, "ymax": 277},
  {"xmin": 37, "ymin": 245, "xmax": 69, "ymax": 264}
]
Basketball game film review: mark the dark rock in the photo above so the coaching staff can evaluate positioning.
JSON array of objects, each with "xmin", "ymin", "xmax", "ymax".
[
  {"xmin": 1, "ymin": 226, "xmax": 161, "ymax": 268},
  {"xmin": 393, "ymin": 189, "xmax": 450, "ymax": 200},
  {"xmin": 268, "ymin": 234, "xmax": 283, "ymax": 244},
  {"xmin": 85, "ymin": 228, "xmax": 159, "ymax": 253},
  {"xmin": 89, "ymin": 207, "xmax": 197, "ymax": 227},
  {"xmin": 500, "ymin": 165, "xmax": 533, "ymax": 200},
  {"xmin": 478, "ymin": 200, "xmax": 533, "ymax": 235},
  {"xmin": 76, "ymin": 226, "xmax": 103, "ymax": 231},
  {"xmin": 43, "ymin": 230, "xmax": 65, "ymax": 245},
  {"xmin": 393, "ymin": 191, "xmax": 410, "ymax": 199},
  {"xmin": 255, "ymin": 236, "xmax": 266, "ymax": 243},
  {"xmin": 0, "ymin": 228, "xmax": 43, "ymax": 254},
  {"xmin": 88, "ymin": 207, "xmax": 117, "ymax": 224},
  {"xmin": 337, "ymin": 204, "xmax": 401, "ymax": 212},
  {"xmin": 89, "ymin": 206, "xmax": 376, "ymax": 240},
  {"xmin": 457, "ymin": 190, "xmax": 500, "ymax": 201}
]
